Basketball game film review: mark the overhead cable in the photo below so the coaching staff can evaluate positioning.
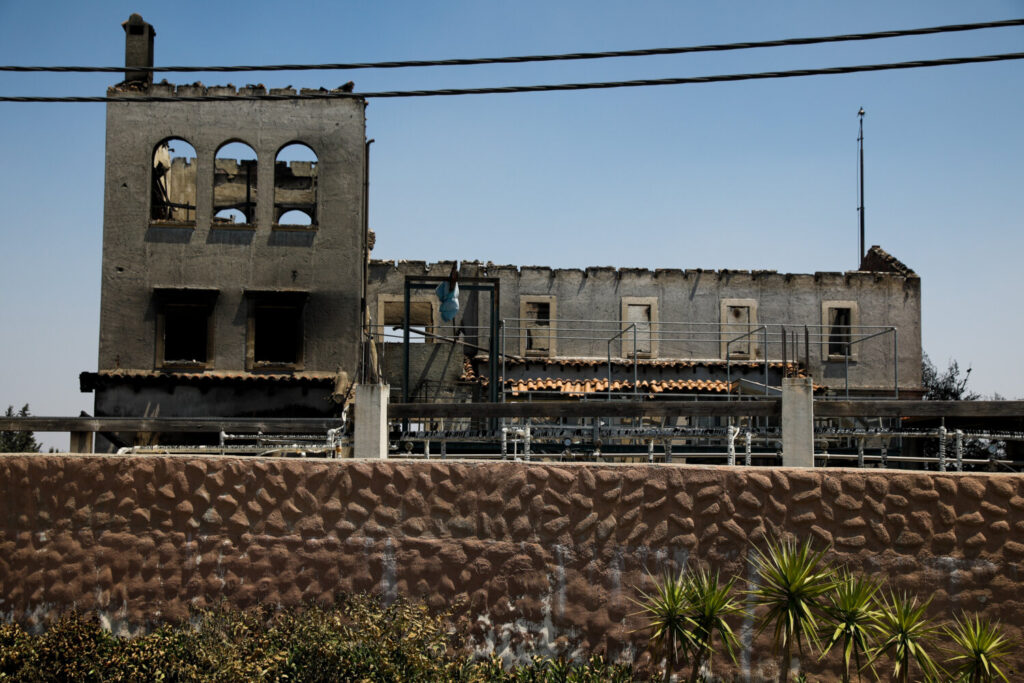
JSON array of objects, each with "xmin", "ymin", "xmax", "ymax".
[
  {"xmin": 0, "ymin": 18, "xmax": 1022, "ymax": 74},
  {"xmin": 1, "ymin": 51, "xmax": 1022, "ymax": 103}
]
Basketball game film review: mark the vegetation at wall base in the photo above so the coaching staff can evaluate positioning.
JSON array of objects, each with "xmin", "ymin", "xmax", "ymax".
[{"xmin": 0, "ymin": 595, "xmax": 636, "ymax": 682}]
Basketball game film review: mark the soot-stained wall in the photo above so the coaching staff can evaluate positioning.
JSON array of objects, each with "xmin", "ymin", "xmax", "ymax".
[{"xmin": 1, "ymin": 455, "xmax": 1021, "ymax": 680}]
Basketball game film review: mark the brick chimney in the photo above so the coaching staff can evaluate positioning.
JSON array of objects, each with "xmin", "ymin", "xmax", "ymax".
[{"xmin": 121, "ymin": 14, "xmax": 155, "ymax": 85}]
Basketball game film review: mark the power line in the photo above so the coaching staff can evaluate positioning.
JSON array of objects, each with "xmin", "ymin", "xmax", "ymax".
[
  {"xmin": 1, "ymin": 18, "xmax": 1022, "ymax": 74},
  {"xmin": 1, "ymin": 51, "xmax": 1021, "ymax": 103}
]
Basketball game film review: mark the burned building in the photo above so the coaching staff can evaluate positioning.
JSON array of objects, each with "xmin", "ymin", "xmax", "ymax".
[
  {"xmin": 366, "ymin": 252, "xmax": 922, "ymax": 404},
  {"xmin": 82, "ymin": 16, "xmax": 923, "ymax": 444},
  {"xmin": 80, "ymin": 15, "xmax": 369, "ymax": 422}
]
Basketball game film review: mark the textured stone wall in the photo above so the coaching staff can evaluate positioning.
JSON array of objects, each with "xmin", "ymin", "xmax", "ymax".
[{"xmin": 2, "ymin": 455, "xmax": 1022, "ymax": 680}]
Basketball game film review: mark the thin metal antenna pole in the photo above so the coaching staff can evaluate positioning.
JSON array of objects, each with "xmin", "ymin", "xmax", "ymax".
[{"xmin": 858, "ymin": 107, "xmax": 865, "ymax": 266}]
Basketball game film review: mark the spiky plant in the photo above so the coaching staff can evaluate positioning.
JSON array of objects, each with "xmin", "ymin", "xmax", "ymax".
[
  {"xmin": 681, "ymin": 566, "xmax": 742, "ymax": 683},
  {"xmin": 748, "ymin": 536, "xmax": 836, "ymax": 683},
  {"xmin": 819, "ymin": 570, "xmax": 882, "ymax": 682},
  {"xmin": 868, "ymin": 590, "xmax": 945, "ymax": 683},
  {"xmin": 632, "ymin": 569, "xmax": 695, "ymax": 683},
  {"xmin": 944, "ymin": 611, "xmax": 1014, "ymax": 683}
]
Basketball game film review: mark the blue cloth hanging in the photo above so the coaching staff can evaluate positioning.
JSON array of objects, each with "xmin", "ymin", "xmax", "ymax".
[{"xmin": 435, "ymin": 281, "xmax": 459, "ymax": 322}]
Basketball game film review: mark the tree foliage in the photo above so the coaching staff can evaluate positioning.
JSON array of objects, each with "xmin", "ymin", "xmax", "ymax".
[
  {"xmin": 0, "ymin": 404, "xmax": 40, "ymax": 453},
  {"xmin": 922, "ymin": 353, "xmax": 979, "ymax": 401}
]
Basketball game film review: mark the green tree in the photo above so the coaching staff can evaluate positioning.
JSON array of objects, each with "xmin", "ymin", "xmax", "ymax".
[
  {"xmin": 0, "ymin": 404, "xmax": 40, "ymax": 453},
  {"xmin": 922, "ymin": 353, "xmax": 979, "ymax": 401}
]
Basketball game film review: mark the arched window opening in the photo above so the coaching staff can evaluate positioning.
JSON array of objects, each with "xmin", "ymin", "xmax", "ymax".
[
  {"xmin": 213, "ymin": 141, "xmax": 257, "ymax": 226},
  {"xmin": 277, "ymin": 209, "xmax": 312, "ymax": 226},
  {"xmin": 274, "ymin": 143, "xmax": 317, "ymax": 227},
  {"xmin": 151, "ymin": 138, "xmax": 197, "ymax": 224}
]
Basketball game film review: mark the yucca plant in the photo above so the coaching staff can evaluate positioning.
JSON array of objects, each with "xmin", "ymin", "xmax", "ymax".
[
  {"xmin": 819, "ymin": 570, "xmax": 883, "ymax": 682},
  {"xmin": 682, "ymin": 566, "xmax": 742, "ymax": 683},
  {"xmin": 748, "ymin": 536, "xmax": 836, "ymax": 683},
  {"xmin": 868, "ymin": 590, "xmax": 945, "ymax": 683},
  {"xmin": 633, "ymin": 569, "xmax": 696, "ymax": 683},
  {"xmin": 944, "ymin": 611, "xmax": 1014, "ymax": 683}
]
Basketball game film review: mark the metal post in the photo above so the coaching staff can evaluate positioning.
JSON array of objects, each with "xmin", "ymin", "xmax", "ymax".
[
  {"xmin": 858, "ymin": 107, "xmax": 865, "ymax": 265},
  {"xmin": 403, "ymin": 280, "xmax": 411, "ymax": 405},
  {"xmin": 633, "ymin": 325, "xmax": 639, "ymax": 390},
  {"xmin": 880, "ymin": 442, "xmax": 888, "ymax": 469},
  {"xmin": 937, "ymin": 426, "xmax": 947, "ymax": 472},
  {"xmin": 647, "ymin": 439, "xmax": 654, "ymax": 463},
  {"xmin": 524, "ymin": 423, "xmax": 531, "ymax": 460},
  {"xmin": 727, "ymin": 424, "xmax": 738, "ymax": 466},
  {"xmin": 763, "ymin": 327, "xmax": 769, "ymax": 394},
  {"xmin": 744, "ymin": 429, "xmax": 752, "ymax": 466},
  {"xmin": 893, "ymin": 329, "xmax": 899, "ymax": 399},
  {"xmin": 955, "ymin": 429, "xmax": 964, "ymax": 471},
  {"xmin": 857, "ymin": 437, "xmax": 865, "ymax": 468},
  {"xmin": 424, "ymin": 439, "xmax": 430, "ymax": 459},
  {"xmin": 440, "ymin": 438, "xmax": 447, "ymax": 458},
  {"xmin": 501, "ymin": 427, "xmax": 508, "ymax": 460},
  {"xmin": 845, "ymin": 339, "xmax": 850, "ymax": 399},
  {"xmin": 664, "ymin": 439, "xmax": 673, "ymax": 464},
  {"xmin": 804, "ymin": 325, "xmax": 810, "ymax": 376}
]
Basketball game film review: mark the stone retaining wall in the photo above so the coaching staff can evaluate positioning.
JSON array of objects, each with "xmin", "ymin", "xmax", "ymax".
[{"xmin": 2, "ymin": 455, "xmax": 1022, "ymax": 680}]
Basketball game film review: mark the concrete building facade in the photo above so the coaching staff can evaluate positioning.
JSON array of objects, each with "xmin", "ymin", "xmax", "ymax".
[
  {"xmin": 366, "ymin": 251, "xmax": 922, "ymax": 402},
  {"xmin": 82, "ymin": 15, "xmax": 368, "ymax": 421}
]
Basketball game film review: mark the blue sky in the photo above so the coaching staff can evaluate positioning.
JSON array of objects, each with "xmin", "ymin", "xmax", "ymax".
[{"xmin": 1, "ymin": 1, "xmax": 1022, "ymax": 446}]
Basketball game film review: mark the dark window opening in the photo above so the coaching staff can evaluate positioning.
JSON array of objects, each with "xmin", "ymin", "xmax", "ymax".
[
  {"xmin": 828, "ymin": 307, "xmax": 853, "ymax": 357},
  {"xmin": 213, "ymin": 141, "xmax": 257, "ymax": 226},
  {"xmin": 164, "ymin": 305, "xmax": 209, "ymax": 363},
  {"xmin": 151, "ymin": 138, "xmax": 197, "ymax": 223},
  {"xmin": 247, "ymin": 292, "xmax": 307, "ymax": 368},
  {"xmin": 625, "ymin": 303, "xmax": 652, "ymax": 355},
  {"xmin": 524, "ymin": 301, "xmax": 552, "ymax": 353},
  {"xmin": 155, "ymin": 288, "xmax": 217, "ymax": 369},
  {"xmin": 254, "ymin": 305, "xmax": 302, "ymax": 364}
]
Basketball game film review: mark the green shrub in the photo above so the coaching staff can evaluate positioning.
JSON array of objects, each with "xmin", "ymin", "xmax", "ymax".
[{"xmin": 0, "ymin": 597, "xmax": 635, "ymax": 682}]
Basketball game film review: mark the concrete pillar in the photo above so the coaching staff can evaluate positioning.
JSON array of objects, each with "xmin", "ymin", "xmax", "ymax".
[
  {"xmin": 70, "ymin": 431, "xmax": 93, "ymax": 454},
  {"xmin": 355, "ymin": 384, "xmax": 389, "ymax": 459},
  {"xmin": 781, "ymin": 377, "xmax": 814, "ymax": 468}
]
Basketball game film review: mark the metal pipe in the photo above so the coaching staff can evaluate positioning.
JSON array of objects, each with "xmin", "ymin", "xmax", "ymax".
[
  {"xmin": 937, "ymin": 426, "xmax": 947, "ymax": 471},
  {"xmin": 727, "ymin": 424, "xmax": 738, "ymax": 466},
  {"xmin": 955, "ymin": 429, "xmax": 964, "ymax": 472}
]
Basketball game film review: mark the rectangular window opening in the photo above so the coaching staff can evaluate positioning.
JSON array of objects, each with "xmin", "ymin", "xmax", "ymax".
[
  {"xmin": 625, "ymin": 303, "xmax": 653, "ymax": 356},
  {"xmin": 155, "ymin": 288, "xmax": 217, "ymax": 369},
  {"xmin": 164, "ymin": 304, "xmax": 209, "ymax": 364},
  {"xmin": 254, "ymin": 305, "xmax": 302, "ymax": 365},
  {"xmin": 382, "ymin": 301, "xmax": 433, "ymax": 343},
  {"xmin": 246, "ymin": 291, "xmax": 307, "ymax": 369},
  {"xmin": 524, "ymin": 301, "xmax": 552, "ymax": 354},
  {"xmin": 828, "ymin": 307, "xmax": 853, "ymax": 357},
  {"xmin": 725, "ymin": 305, "xmax": 752, "ymax": 357}
]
